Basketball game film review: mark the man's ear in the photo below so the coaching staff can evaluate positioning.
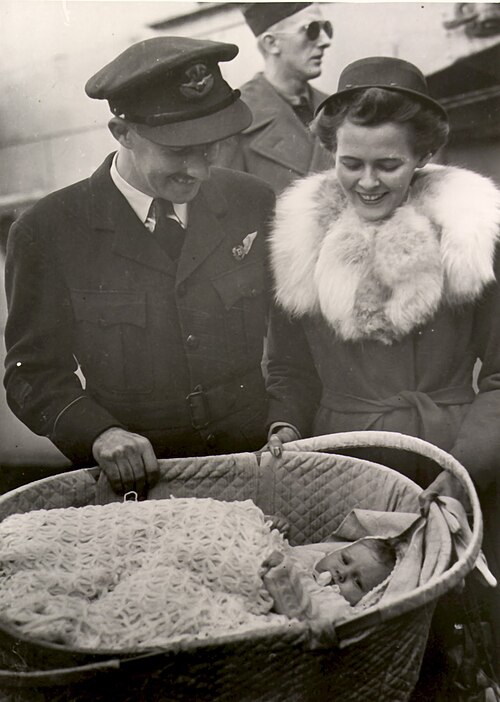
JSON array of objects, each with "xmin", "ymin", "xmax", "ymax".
[
  {"xmin": 108, "ymin": 117, "xmax": 134, "ymax": 148},
  {"xmin": 260, "ymin": 32, "xmax": 281, "ymax": 56}
]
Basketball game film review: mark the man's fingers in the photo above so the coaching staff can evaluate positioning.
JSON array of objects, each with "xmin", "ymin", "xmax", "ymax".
[
  {"xmin": 100, "ymin": 457, "xmax": 126, "ymax": 494},
  {"xmin": 142, "ymin": 443, "xmax": 160, "ymax": 488}
]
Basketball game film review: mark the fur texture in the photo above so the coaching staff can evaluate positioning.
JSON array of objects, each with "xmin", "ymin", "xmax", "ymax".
[{"xmin": 270, "ymin": 164, "xmax": 500, "ymax": 344}]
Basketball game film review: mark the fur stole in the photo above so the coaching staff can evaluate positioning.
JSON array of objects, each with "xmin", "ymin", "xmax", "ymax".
[{"xmin": 270, "ymin": 164, "xmax": 500, "ymax": 344}]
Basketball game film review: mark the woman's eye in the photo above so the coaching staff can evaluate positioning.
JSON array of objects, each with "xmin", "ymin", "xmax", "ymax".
[{"xmin": 378, "ymin": 163, "xmax": 400, "ymax": 172}]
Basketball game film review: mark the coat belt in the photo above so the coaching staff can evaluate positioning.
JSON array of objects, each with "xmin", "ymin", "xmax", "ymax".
[{"xmin": 320, "ymin": 385, "xmax": 475, "ymax": 447}]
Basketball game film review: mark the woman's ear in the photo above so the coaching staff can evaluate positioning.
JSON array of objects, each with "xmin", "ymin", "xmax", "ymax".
[
  {"xmin": 108, "ymin": 117, "xmax": 134, "ymax": 149},
  {"xmin": 416, "ymin": 152, "xmax": 433, "ymax": 168}
]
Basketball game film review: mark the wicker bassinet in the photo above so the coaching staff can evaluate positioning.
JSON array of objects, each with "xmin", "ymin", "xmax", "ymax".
[{"xmin": 0, "ymin": 431, "xmax": 482, "ymax": 702}]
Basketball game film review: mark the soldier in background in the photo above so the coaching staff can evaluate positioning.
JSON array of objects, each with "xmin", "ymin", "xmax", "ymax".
[{"xmin": 218, "ymin": 2, "xmax": 333, "ymax": 194}]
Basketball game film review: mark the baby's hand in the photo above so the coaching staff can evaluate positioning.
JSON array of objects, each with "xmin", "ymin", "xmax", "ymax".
[{"xmin": 265, "ymin": 514, "xmax": 290, "ymax": 537}]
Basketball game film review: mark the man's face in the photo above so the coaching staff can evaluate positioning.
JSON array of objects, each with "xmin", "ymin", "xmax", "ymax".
[
  {"xmin": 272, "ymin": 5, "xmax": 332, "ymax": 82},
  {"xmin": 123, "ymin": 128, "xmax": 218, "ymax": 203}
]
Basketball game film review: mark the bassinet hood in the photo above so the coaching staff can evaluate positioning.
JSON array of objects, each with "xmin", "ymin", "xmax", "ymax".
[{"xmin": 270, "ymin": 164, "xmax": 500, "ymax": 344}]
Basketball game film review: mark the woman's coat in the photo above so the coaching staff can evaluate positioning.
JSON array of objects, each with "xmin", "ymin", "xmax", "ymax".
[{"xmin": 266, "ymin": 164, "xmax": 500, "ymax": 490}]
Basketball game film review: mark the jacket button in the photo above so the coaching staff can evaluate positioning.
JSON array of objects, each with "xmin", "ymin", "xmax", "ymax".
[
  {"xmin": 177, "ymin": 282, "xmax": 187, "ymax": 297},
  {"xmin": 186, "ymin": 334, "xmax": 199, "ymax": 349}
]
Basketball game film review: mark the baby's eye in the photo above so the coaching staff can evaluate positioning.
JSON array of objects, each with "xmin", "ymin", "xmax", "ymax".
[{"xmin": 355, "ymin": 577, "xmax": 363, "ymax": 590}]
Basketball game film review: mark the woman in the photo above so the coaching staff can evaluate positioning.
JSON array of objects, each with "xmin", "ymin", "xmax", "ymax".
[
  {"xmin": 266, "ymin": 56, "xmax": 500, "ymax": 499},
  {"xmin": 265, "ymin": 60, "xmax": 500, "ymax": 676}
]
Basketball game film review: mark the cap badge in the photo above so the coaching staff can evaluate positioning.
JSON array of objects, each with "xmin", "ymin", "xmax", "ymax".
[{"xmin": 180, "ymin": 63, "xmax": 214, "ymax": 101}]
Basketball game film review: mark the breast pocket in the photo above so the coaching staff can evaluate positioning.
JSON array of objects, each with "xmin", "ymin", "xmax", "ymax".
[
  {"xmin": 70, "ymin": 289, "xmax": 153, "ymax": 394},
  {"xmin": 211, "ymin": 262, "xmax": 267, "ymax": 363}
]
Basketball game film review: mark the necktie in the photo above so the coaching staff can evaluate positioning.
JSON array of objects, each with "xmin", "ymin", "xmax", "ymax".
[{"xmin": 151, "ymin": 199, "xmax": 185, "ymax": 262}]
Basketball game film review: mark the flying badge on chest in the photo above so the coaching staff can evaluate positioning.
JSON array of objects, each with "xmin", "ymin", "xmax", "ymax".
[{"xmin": 232, "ymin": 231, "xmax": 257, "ymax": 261}]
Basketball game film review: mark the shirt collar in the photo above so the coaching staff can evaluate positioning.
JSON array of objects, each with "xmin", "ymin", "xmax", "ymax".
[{"xmin": 110, "ymin": 152, "xmax": 188, "ymax": 228}]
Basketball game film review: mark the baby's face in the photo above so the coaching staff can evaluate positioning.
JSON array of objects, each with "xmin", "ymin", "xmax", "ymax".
[{"xmin": 315, "ymin": 541, "xmax": 392, "ymax": 605}]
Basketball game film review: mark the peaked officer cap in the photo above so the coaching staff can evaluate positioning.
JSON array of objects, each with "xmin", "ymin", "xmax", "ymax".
[{"xmin": 85, "ymin": 36, "xmax": 252, "ymax": 146}]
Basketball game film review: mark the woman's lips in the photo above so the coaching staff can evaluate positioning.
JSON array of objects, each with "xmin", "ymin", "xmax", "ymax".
[{"xmin": 357, "ymin": 192, "xmax": 387, "ymax": 204}]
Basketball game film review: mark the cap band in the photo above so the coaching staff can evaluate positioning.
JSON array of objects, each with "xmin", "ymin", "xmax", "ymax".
[{"xmin": 116, "ymin": 89, "xmax": 241, "ymax": 126}]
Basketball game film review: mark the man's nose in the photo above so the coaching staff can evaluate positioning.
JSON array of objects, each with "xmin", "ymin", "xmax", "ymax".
[
  {"xmin": 184, "ymin": 151, "xmax": 211, "ymax": 180},
  {"xmin": 317, "ymin": 28, "xmax": 332, "ymax": 49}
]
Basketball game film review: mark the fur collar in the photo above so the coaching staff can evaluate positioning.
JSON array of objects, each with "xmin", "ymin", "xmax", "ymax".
[{"xmin": 270, "ymin": 164, "xmax": 500, "ymax": 344}]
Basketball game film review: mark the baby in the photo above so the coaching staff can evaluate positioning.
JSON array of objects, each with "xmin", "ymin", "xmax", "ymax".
[{"xmin": 262, "ymin": 536, "xmax": 397, "ymax": 621}]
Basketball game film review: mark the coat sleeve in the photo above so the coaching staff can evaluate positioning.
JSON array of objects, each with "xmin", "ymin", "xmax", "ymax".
[
  {"xmin": 4, "ymin": 220, "xmax": 122, "ymax": 465},
  {"xmin": 265, "ymin": 303, "xmax": 322, "ymax": 436},
  {"xmin": 450, "ymin": 246, "xmax": 500, "ymax": 491}
]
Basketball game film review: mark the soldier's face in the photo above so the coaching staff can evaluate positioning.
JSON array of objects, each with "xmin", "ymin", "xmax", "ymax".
[
  {"xmin": 124, "ymin": 128, "xmax": 218, "ymax": 203},
  {"xmin": 273, "ymin": 5, "xmax": 332, "ymax": 82}
]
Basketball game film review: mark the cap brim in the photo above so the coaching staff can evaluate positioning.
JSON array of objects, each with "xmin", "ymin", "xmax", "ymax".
[
  {"xmin": 133, "ymin": 98, "xmax": 252, "ymax": 146},
  {"xmin": 316, "ymin": 85, "xmax": 448, "ymax": 121}
]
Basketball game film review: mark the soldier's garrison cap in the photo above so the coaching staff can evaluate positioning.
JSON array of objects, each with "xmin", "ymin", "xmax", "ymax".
[
  {"xmin": 241, "ymin": 3, "xmax": 312, "ymax": 36},
  {"xmin": 85, "ymin": 36, "xmax": 252, "ymax": 146}
]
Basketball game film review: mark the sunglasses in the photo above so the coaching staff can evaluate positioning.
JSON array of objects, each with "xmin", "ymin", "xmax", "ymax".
[
  {"xmin": 275, "ymin": 20, "xmax": 333, "ymax": 41},
  {"xmin": 302, "ymin": 20, "xmax": 333, "ymax": 41}
]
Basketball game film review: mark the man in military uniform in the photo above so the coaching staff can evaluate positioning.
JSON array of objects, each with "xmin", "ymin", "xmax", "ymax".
[
  {"xmin": 4, "ymin": 37, "xmax": 275, "ymax": 495},
  {"xmin": 218, "ymin": 2, "xmax": 333, "ymax": 194}
]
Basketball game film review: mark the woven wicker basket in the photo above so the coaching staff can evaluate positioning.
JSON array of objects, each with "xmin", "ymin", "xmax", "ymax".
[{"xmin": 0, "ymin": 431, "xmax": 482, "ymax": 702}]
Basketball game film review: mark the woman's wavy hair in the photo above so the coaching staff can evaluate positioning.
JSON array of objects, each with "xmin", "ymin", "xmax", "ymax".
[{"xmin": 311, "ymin": 87, "xmax": 449, "ymax": 157}]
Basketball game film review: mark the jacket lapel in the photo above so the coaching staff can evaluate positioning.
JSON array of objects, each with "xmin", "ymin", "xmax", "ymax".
[
  {"xmin": 176, "ymin": 175, "xmax": 228, "ymax": 285},
  {"xmin": 89, "ymin": 156, "xmax": 176, "ymax": 276},
  {"xmin": 244, "ymin": 76, "xmax": 316, "ymax": 176}
]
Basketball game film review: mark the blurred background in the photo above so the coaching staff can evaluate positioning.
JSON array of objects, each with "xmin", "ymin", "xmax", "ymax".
[{"xmin": 1, "ymin": 0, "xmax": 500, "ymax": 490}]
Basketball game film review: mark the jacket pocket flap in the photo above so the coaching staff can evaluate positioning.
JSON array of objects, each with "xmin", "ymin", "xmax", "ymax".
[
  {"xmin": 70, "ymin": 290, "xmax": 147, "ymax": 327},
  {"xmin": 211, "ymin": 263, "xmax": 265, "ymax": 310}
]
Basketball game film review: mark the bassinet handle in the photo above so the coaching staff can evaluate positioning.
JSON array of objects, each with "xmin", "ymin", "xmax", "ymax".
[{"xmin": 279, "ymin": 430, "xmax": 484, "ymax": 648}]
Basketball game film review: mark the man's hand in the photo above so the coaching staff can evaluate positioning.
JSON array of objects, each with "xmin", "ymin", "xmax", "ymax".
[
  {"xmin": 419, "ymin": 470, "xmax": 471, "ymax": 517},
  {"xmin": 92, "ymin": 427, "xmax": 160, "ymax": 495}
]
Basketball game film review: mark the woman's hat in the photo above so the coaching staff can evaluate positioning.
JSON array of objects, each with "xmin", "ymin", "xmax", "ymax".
[{"xmin": 316, "ymin": 56, "xmax": 447, "ymax": 119}]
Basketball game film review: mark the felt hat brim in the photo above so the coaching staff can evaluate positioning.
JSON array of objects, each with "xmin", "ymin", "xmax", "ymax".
[{"xmin": 316, "ymin": 85, "xmax": 448, "ymax": 120}]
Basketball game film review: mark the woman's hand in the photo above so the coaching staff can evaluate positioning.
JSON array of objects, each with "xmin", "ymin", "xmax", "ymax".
[
  {"xmin": 266, "ymin": 426, "xmax": 301, "ymax": 458},
  {"xmin": 419, "ymin": 470, "xmax": 471, "ymax": 517}
]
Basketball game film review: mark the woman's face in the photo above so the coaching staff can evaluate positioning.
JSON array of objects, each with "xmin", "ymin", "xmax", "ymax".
[{"xmin": 335, "ymin": 120, "xmax": 429, "ymax": 222}]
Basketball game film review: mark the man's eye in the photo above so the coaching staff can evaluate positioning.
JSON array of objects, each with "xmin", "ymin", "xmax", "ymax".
[{"xmin": 341, "ymin": 161, "xmax": 361, "ymax": 171}]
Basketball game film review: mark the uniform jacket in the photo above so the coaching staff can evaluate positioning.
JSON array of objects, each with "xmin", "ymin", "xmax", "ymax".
[
  {"xmin": 266, "ymin": 164, "xmax": 500, "ymax": 489},
  {"xmin": 218, "ymin": 73, "xmax": 332, "ymax": 194},
  {"xmin": 4, "ymin": 155, "xmax": 275, "ymax": 464}
]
